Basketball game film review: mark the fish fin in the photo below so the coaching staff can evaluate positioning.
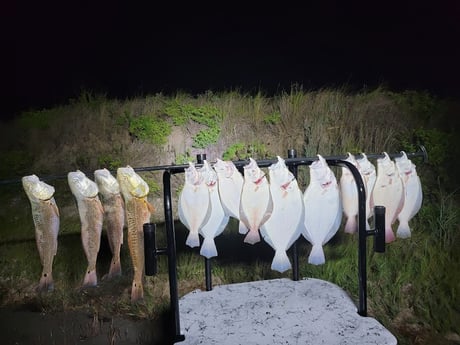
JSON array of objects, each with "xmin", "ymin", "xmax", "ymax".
[
  {"xmin": 145, "ymin": 200, "xmax": 155, "ymax": 214},
  {"xmin": 82, "ymin": 269, "xmax": 98, "ymax": 287},
  {"xmin": 396, "ymin": 221, "xmax": 411, "ymax": 239},
  {"xmin": 385, "ymin": 227, "xmax": 396, "ymax": 243},
  {"xmin": 344, "ymin": 216, "xmax": 357, "ymax": 234},
  {"xmin": 238, "ymin": 221, "xmax": 249, "ymax": 235},
  {"xmin": 131, "ymin": 280, "xmax": 144, "ymax": 302},
  {"xmin": 259, "ymin": 193, "xmax": 274, "ymax": 227},
  {"xmin": 243, "ymin": 229, "xmax": 260, "ymax": 244},
  {"xmin": 271, "ymin": 250, "xmax": 291, "ymax": 273},
  {"xmin": 107, "ymin": 259, "xmax": 122, "ymax": 278},
  {"xmin": 308, "ymin": 245, "xmax": 326, "ymax": 265},
  {"xmin": 200, "ymin": 237, "xmax": 218, "ymax": 258},
  {"xmin": 38, "ymin": 272, "xmax": 54, "ymax": 292},
  {"xmin": 186, "ymin": 232, "xmax": 200, "ymax": 248}
]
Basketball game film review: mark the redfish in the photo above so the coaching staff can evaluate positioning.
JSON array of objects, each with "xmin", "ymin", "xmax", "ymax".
[
  {"xmin": 68, "ymin": 170, "xmax": 104, "ymax": 288},
  {"xmin": 94, "ymin": 168, "xmax": 125, "ymax": 278},
  {"xmin": 117, "ymin": 166, "xmax": 154, "ymax": 302},
  {"xmin": 22, "ymin": 175, "xmax": 60, "ymax": 292}
]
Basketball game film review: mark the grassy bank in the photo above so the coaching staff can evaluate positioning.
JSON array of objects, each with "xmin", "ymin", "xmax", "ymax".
[{"xmin": 0, "ymin": 86, "xmax": 459, "ymax": 344}]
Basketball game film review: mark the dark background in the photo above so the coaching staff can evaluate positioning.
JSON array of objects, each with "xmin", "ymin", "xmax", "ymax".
[{"xmin": 3, "ymin": 1, "xmax": 460, "ymax": 121}]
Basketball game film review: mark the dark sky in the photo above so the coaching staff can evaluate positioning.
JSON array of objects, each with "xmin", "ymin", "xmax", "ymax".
[{"xmin": 4, "ymin": 1, "xmax": 460, "ymax": 120}]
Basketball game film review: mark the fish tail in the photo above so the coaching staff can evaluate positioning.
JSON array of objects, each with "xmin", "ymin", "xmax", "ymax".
[
  {"xmin": 385, "ymin": 227, "xmax": 396, "ymax": 243},
  {"xmin": 271, "ymin": 250, "xmax": 291, "ymax": 273},
  {"xmin": 396, "ymin": 221, "xmax": 411, "ymax": 239},
  {"xmin": 243, "ymin": 229, "xmax": 261, "ymax": 245},
  {"xmin": 308, "ymin": 245, "xmax": 326, "ymax": 265},
  {"xmin": 185, "ymin": 231, "xmax": 200, "ymax": 248},
  {"xmin": 200, "ymin": 237, "xmax": 218, "ymax": 258},
  {"xmin": 344, "ymin": 216, "xmax": 357, "ymax": 234},
  {"xmin": 238, "ymin": 221, "xmax": 248, "ymax": 234},
  {"xmin": 38, "ymin": 272, "xmax": 54, "ymax": 292},
  {"xmin": 131, "ymin": 279, "xmax": 144, "ymax": 302},
  {"xmin": 107, "ymin": 258, "xmax": 122, "ymax": 278},
  {"xmin": 82, "ymin": 268, "xmax": 98, "ymax": 287}
]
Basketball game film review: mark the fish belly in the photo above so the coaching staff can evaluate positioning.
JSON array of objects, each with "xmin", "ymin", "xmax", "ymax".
[
  {"xmin": 79, "ymin": 198, "xmax": 104, "ymax": 287},
  {"xmin": 340, "ymin": 176, "xmax": 358, "ymax": 234},
  {"xmin": 218, "ymin": 177, "xmax": 243, "ymax": 219},
  {"xmin": 103, "ymin": 194, "xmax": 125, "ymax": 278},
  {"xmin": 397, "ymin": 175, "xmax": 423, "ymax": 238},
  {"xmin": 179, "ymin": 184, "xmax": 210, "ymax": 248},
  {"xmin": 240, "ymin": 183, "xmax": 271, "ymax": 244}
]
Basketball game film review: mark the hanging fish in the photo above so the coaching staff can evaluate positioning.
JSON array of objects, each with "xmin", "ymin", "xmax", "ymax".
[
  {"xmin": 117, "ymin": 166, "xmax": 154, "ymax": 302},
  {"xmin": 178, "ymin": 162, "xmax": 211, "ymax": 248},
  {"xmin": 372, "ymin": 152, "xmax": 404, "ymax": 243},
  {"xmin": 339, "ymin": 153, "xmax": 359, "ymax": 234},
  {"xmin": 213, "ymin": 158, "xmax": 244, "ymax": 220},
  {"xmin": 239, "ymin": 158, "xmax": 273, "ymax": 244},
  {"xmin": 356, "ymin": 153, "xmax": 377, "ymax": 230},
  {"xmin": 303, "ymin": 155, "xmax": 342, "ymax": 265},
  {"xmin": 94, "ymin": 168, "xmax": 125, "ymax": 278},
  {"xmin": 199, "ymin": 160, "xmax": 230, "ymax": 258},
  {"xmin": 394, "ymin": 151, "xmax": 423, "ymax": 238},
  {"xmin": 22, "ymin": 175, "xmax": 60, "ymax": 292},
  {"xmin": 68, "ymin": 170, "xmax": 104, "ymax": 288},
  {"xmin": 260, "ymin": 156, "xmax": 304, "ymax": 272}
]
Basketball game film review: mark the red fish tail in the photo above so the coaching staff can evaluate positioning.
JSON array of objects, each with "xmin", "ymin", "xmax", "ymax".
[
  {"xmin": 38, "ymin": 272, "xmax": 54, "ymax": 292},
  {"xmin": 82, "ymin": 269, "xmax": 98, "ymax": 287},
  {"xmin": 131, "ymin": 280, "xmax": 144, "ymax": 302},
  {"xmin": 107, "ymin": 258, "xmax": 122, "ymax": 278},
  {"xmin": 243, "ymin": 229, "xmax": 261, "ymax": 245}
]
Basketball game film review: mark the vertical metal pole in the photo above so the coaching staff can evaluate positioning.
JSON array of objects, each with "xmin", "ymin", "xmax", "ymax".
[
  {"xmin": 196, "ymin": 154, "xmax": 213, "ymax": 291},
  {"xmin": 163, "ymin": 170, "xmax": 185, "ymax": 342},
  {"xmin": 143, "ymin": 223, "xmax": 158, "ymax": 276},
  {"xmin": 287, "ymin": 148, "xmax": 300, "ymax": 281},
  {"xmin": 373, "ymin": 206, "xmax": 386, "ymax": 253}
]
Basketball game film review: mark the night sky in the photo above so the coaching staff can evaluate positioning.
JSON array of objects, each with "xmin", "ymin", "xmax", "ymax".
[{"xmin": 4, "ymin": 1, "xmax": 460, "ymax": 121}]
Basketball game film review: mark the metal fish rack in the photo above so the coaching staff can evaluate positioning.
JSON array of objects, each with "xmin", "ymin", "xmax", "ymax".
[{"xmin": 143, "ymin": 146, "xmax": 428, "ymax": 343}]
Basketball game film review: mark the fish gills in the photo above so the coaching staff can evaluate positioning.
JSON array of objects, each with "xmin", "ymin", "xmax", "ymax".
[
  {"xmin": 372, "ymin": 153, "xmax": 404, "ymax": 243},
  {"xmin": 395, "ymin": 152, "xmax": 423, "ymax": 238},
  {"xmin": 240, "ymin": 158, "xmax": 273, "ymax": 244},
  {"xmin": 95, "ymin": 168, "xmax": 125, "ymax": 278},
  {"xmin": 22, "ymin": 175, "xmax": 60, "ymax": 292}
]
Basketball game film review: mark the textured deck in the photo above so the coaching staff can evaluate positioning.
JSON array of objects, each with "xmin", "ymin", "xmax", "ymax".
[{"xmin": 177, "ymin": 278, "xmax": 397, "ymax": 345}]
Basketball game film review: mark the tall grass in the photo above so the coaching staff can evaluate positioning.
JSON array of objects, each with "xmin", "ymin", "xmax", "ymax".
[{"xmin": 0, "ymin": 86, "xmax": 459, "ymax": 344}]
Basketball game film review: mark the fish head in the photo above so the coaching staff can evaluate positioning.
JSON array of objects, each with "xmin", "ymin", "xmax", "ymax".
[
  {"xmin": 395, "ymin": 151, "xmax": 416, "ymax": 177},
  {"xmin": 377, "ymin": 152, "xmax": 396, "ymax": 176},
  {"xmin": 201, "ymin": 160, "xmax": 218, "ymax": 188},
  {"xmin": 68, "ymin": 170, "xmax": 99, "ymax": 198},
  {"xmin": 357, "ymin": 153, "xmax": 376, "ymax": 176},
  {"xmin": 310, "ymin": 155, "xmax": 336, "ymax": 188},
  {"xmin": 213, "ymin": 159, "xmax": 234, "ymax": 178},
  {"xmin": 243, "ymin": 158, "xmax": 266, "ymax": 185},
  {"xmin": 94, "ymin": 168, "xmax": 120, "ymax": 195},
  {"xmin": 22, "ymin": 175, "xmax": 55, "ymax": 201},
  {"xmin": 117, "ymin": 166, "xmax": 149, "ymax": 198},
  {"xmin": 184, "ymin": 162, "xmax": 203, "ymax": 186},
  {"xmin": 341, "ymin": 152, "xmax": 358, "ymax": 176},
  {"xmin": 269, "ymin": 156, "xmax": 295, "ymax": 190}
]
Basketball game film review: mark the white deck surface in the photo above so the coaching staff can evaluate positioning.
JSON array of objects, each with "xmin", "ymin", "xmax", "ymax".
[{"xmin": 177, "ymin": 278, "xmax": 397, "ymax": 345}]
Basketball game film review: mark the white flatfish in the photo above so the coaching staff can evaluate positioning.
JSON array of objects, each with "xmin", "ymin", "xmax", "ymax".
[
  {"xmin": 260, "ymin": 156, "xmax": 304, "ymax": 272},
  {"xmin": 199, "ymin": 160, "xmax": 230, "ymax": 258},
  {"xmin": 356, "ymin": 153, "xmax": 377, "ymax": 229},
  {"xmin": 239, "ymin": 158, "xmax": 273, "ymax": 244},
  {"xmin": 394, "ymin": 151, "xmax": 423, "ymax": 238},
  {"xmin": 340, "ymin": 153, "xmax": 359, "ymax": 234},
  {"xmin": 372, "ymin": 152, "xmax": 404, "ymax": 243},
  {"xmin": 303, "ymin": 155, "xmax": 342, "ymax": 265}
]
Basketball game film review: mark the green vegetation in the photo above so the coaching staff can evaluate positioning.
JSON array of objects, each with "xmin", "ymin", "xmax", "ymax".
[{"xmin": 0, "ymin": 86, "xmax": 458, "ymax": 344}]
